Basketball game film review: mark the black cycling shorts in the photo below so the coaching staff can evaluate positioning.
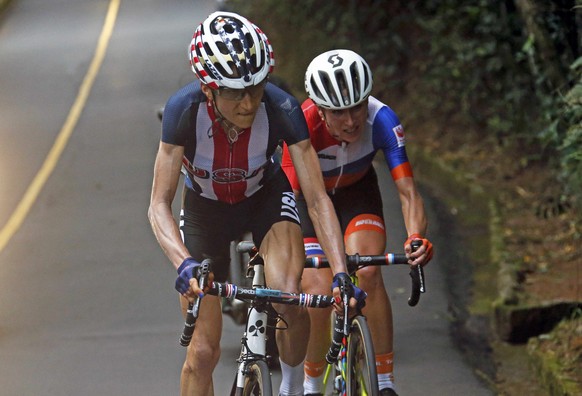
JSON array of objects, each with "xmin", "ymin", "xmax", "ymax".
[
  {"xmin": 297, "ymin": 167, "xmax": 385, "ymax": 240},
  {"xmin": 180, "ymin": 170, "xmax": 300, "ymax": 282}
]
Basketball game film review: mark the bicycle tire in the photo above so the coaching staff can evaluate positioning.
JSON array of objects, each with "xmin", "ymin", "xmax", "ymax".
[
  {"xmin": 346, "ymin": 316, "xmax": 379, "ymax": 396},
  {"xmin": 238, "ymin": 360, "xmax": 272, "ymax": 396}
]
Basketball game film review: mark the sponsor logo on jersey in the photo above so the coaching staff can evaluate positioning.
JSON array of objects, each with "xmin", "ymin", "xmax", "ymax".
[
  {"xmin": 212, "ymin": 168, "xmax": 247, "ymax": 183},
  {"xmin": 280, "ymin": 98, "xmax": 293, "ymax": 112},
  {"xmin": 188, "ymin": 166, "xmax": 265, "ymax": 184},
  {"xmin": 281, "ymin": 192, "xmax": 300, "ymax": 223},
  {"xmin": 318, "ymin": 153, "xmax": 336, "ymax": 160},
  {"xmin": 392, "ymin": 124, "xmax": 405, "ymax": 147}
]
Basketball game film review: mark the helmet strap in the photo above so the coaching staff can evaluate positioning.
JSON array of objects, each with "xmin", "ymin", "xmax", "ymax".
[{"xmin": 209, "ymin": 94, "xmax": 245, "ymax": 144}]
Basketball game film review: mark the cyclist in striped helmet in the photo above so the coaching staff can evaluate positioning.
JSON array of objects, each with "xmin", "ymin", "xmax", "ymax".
[{"xmin": 149, "ymin": 13, "xmax": 363, "ymax": 396}]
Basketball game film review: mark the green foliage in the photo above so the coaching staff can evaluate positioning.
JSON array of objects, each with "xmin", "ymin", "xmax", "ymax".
[
  {"xmin": 227, "ymin": 0, "xmax": 410, "ymax": 97},
  {"xmin": 224, "ymin": 0, "xmax": 581, "ymax": 205},
  {"xmin": 556, "ymin": 59, "xmax": 582, "ymax": 207}
]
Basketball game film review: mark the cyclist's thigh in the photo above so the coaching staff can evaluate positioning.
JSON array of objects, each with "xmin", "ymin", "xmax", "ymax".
[
  {"xmin": 249, "ymin": 171, "xmax": 304, "ymax": 290},
  {"xmin": 181, "ymin": 188, "xmax": 246, "ymax": 282},
  {"xmin": 248, "ymin": 170, "xmax": 301, "ymax": 249},
  {"xmin": 332, "ymin": 168, "xmax": 385, "ymax": 233},
  {"xmin": 298, "ymin": 168, "xmax": 385, "ymax": 247}
]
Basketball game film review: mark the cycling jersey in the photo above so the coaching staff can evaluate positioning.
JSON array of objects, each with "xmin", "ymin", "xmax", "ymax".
[
  {"xmin": 162, "ymin": 81, "xmax": 309, "ymax": 204},
  {"xmin": 281, "ymin": 96, "xmax": 412, "ymax": 194}
]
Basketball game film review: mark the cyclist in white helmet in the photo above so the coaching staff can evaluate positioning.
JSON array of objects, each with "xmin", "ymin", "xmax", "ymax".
[
  {"xmin": 149, "ymin": 13, "xmax": 363, "ymax": 396},
  {"xmin": 282, "ymin": 49, "xmax": 434, "ymax": 396}
]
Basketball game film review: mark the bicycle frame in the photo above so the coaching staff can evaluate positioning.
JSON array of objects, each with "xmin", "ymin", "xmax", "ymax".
[
  {"xmin": 179, "ymin": 243, "xmax": 336, "ymax": 396},
  {"xmin": 232, "ymin": 256, "xmax": 270, "ymax": 392}
]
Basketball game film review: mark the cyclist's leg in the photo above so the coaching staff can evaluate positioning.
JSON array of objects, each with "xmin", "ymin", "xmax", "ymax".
[
  {"xmin": 301, "ymin": 264, "xmax": 333, "ymax": 394},
  {"xmin": 296, "ymin": 197, "xmax": 332, "ymax": 394},
  {"xmin": 261, "ymin": 220, "xmax": 308, "ymax": 358},
  {"xmin": 346, "ymin": 221, "xmax": 396, "ymax": 391},
  {"xmin": 179, "ymin": 294, "xmax": 222, "ymax": 396},
  {"xmin": 338, "ymin": 169, "xmax": 396, "ymax": 391},
  {"xmin": 345, "ymin": 223, "xmax": 392, "ymax": 347},
  {"xmin": 179, "ymin": 189, "xmax": 242, "ymax": 395},
  {"xmin": 302, "ymin": 264, "xmax": 333, "ymax": 360},
  {"xmin": 250, "ymin": 171, "xmax": 309, "ymax": 396},
  {"xmin": 261, "ymin": 220, "xmax": 310, "ymax": 395}
]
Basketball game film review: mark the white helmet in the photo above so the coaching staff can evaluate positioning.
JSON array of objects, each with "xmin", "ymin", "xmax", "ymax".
[
  {"xmin": 305, "ymin": 49, "xmax": 373, "ymax": 109},
  {"xmin": 189, "ymin": 11, "xmax": 274, "ymax": 89}
]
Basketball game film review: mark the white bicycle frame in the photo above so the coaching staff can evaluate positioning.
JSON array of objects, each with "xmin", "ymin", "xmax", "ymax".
[{"xmin": 233, "ymin": 259, "xmax": 271, "ymax": 390}]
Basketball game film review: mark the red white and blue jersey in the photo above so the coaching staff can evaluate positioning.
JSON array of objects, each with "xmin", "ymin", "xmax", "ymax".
[
  {"xmin": 282, "ymin": 97, "xmax": 413, "ymax": 194},
  {"xmin": 162, "ymin": 82, "xmax": 309, "ymax": 204}
]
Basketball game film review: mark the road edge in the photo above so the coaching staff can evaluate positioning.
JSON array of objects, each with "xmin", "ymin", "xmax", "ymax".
[{"xmin": 408, "ymin": 144, "xmax": 581, "ymax": 395}]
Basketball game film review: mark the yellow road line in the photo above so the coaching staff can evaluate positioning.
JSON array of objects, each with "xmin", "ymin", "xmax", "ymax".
[{"xmin": 0, "ymin": 0, "xmax": 120, "ymax": 253}]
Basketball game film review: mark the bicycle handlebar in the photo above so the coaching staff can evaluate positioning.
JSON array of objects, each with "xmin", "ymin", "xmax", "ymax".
[
  {"xmin": 206, "ymin": 282, "xmax": 335, "ymax": 307},
  {"xmin": 179, "ymin": 273, "xmax": 335, "ymax": 347},
  {"xmin": 304, "ymin": 240, "xmax": 425, "ymax": 307}
]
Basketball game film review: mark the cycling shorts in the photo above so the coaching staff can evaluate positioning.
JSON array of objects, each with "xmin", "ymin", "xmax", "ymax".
[
  {"xmin": 180, "ymin": 170, "xmax": 300, "ymax": 282},
  {"xmin": 297, "ymin": 167, "xmax": 386, "ymax": 255}
]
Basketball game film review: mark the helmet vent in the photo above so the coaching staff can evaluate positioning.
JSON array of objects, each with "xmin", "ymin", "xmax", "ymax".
[
  {"xmin": 319, "ymin": 71, "xmax": 339, "ymax": 108},
  {"xmin": 349, "ymin": 62, "xmax": 360, "ymax": 103}
]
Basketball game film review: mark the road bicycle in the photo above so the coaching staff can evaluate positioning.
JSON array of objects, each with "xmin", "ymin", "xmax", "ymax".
[
  {"xmin": 305, "ymin": 240, "xmax": 424, "ymax": 396},
  {"xmin": 179, "ymin": 242, "xmax": 336, "ymax": 396}
]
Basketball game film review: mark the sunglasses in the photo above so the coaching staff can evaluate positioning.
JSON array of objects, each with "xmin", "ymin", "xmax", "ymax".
[{"xmin": 215, "ymin": 80, "xmax": 267, "ymax": 101}]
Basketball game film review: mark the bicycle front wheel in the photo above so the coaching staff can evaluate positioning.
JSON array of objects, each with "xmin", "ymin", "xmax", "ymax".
[
  {"xmin": 241, "ymin": 360, "xmax": 272, "ymax": 396},
  {"xmin": 346, "ymin": 315, "xmax": 379, "ymax": 396}
]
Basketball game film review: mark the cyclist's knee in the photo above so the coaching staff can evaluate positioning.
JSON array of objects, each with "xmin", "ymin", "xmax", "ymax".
[
  {"xmin": 267, "ymin": 269, "xmax": 302, "ymax": 294},
  {"xmin": 357, "ymin": 266, "xmax": 384, "ymax": 289},
  {"xmin": 302, "ymin": 268, "xmax": 332, "ymax": 294},
  {"xmin": 276, "ymin": 302, "xmax": 307, "ymax": 322},
  {"xmin": 184, "ymin": 341, "xmax": 221, "ymax": 372}
]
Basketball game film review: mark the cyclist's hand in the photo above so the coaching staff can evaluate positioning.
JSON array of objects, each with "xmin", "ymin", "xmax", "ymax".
[
  {"xmin": 404, "ymin": 233, "xmax": 433, "ymax": 266},
  {"xmin": 331, "ymin": 272, "xmax": 367, "ymax": 312},
  {"xmin": 175, "ymin": 257, "xmax": 214, "ymax": 301}
]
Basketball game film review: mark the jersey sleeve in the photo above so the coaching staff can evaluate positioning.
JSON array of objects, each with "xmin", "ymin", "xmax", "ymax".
[
  {"xmin": 280, "ymin": 99, "xmax": 322, "ymax": 193},
  {"xmin": 371, "ymin": 105, "xmax": 414, "ymax": 180},
  {"xmin": 280, "ymin": 142, "xmax": 300, "ymax": 191},
  {"xmin": 161, "ymin": 82, "xmax": 203, "ymax": 146},
  {"xmin": 264, "ymin": 83, "xmax": 310, "ymax": 145}
]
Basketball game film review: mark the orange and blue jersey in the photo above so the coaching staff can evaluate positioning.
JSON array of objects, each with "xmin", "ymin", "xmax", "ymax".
[{"xmin": 282, "ymin": 97, "xmax": 413, "ymax": 194}]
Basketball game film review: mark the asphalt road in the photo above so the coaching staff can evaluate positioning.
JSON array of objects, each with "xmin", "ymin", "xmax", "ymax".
[{"xmin": 0, "ymin": 1, "xmax": 493, "ymax": 395}]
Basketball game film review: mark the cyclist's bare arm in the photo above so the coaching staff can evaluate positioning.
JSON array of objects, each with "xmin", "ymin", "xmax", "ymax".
[
  {"xmin": 287, "ymin": 139, "xmax": 347, "ymax": 276},
  {"xmin": 148, "ymin": 142, "xmax": 200, "ymax": 297},
  {"xmin": 394, "ymin": 176, "xmax": 430, "ymax": 265}
]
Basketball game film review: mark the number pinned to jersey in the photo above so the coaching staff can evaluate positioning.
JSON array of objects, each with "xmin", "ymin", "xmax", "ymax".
[{"xmin": 392, "ymin": 125, "xmax": 406, "ymax": 147}]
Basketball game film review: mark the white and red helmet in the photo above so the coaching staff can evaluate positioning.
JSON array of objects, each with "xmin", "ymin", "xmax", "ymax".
[
  {"xmin": 305, "ymin": 49, "xmax": 373, "ymax": 110},
  {"xmin": 189, "ymin": 12, "xmax": 274, "ymax": 89}
]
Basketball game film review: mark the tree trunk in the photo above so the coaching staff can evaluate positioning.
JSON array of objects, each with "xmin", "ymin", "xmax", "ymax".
[{"xmin": 514, "ymin": 0, "xmax": 568, "ymax": 92}]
